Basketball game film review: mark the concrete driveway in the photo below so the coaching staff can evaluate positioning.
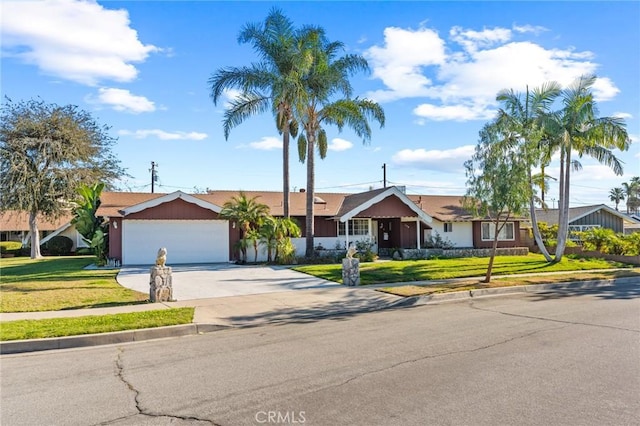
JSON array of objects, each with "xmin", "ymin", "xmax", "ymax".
[{"xmin": 117, "ymin": 264, "xmax": 339, "ymax": 300}]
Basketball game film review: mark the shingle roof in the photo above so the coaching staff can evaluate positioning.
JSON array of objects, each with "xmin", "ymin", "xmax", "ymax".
[
  {"xmin": 94, "ymin": 189, "xmax": 488, "ymax": 222},
  {"xmin": 407, "ymin": 195, "xmax": 475, "ymax": 222},
  {"xmin": 0, "ymin": 211, "xmax": 74, "ymax": 231}
]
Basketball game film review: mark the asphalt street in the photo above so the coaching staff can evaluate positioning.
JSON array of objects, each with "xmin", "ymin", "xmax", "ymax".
[{"xmin": 2, "ymin": 285, "xmax": 639, "ymax": 426}]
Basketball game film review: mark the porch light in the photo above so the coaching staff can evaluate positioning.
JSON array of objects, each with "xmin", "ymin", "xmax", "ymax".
[{"xmin": 113, "ymin": 221, "xmax": 118, "ymax": 229}]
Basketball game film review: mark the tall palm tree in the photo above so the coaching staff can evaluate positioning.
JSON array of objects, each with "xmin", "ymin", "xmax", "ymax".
[
  {"xmin": 495, "ymin": 82, "xmax": 561, "ymax": 262},
  {"xmin": 209, "ymin": 9, "xmax": 310, "ymax": 218},
  {"xmin": 219, "ymin": 192, "xmax": 269, "ymax": 263},
  {"xmin": 543, "ymin": 75, "xmax": 630, "ymax": 261},
  {"xmin": 609, "ymin": 187, "xmax": 625, "ymax": 211},
  {"xmin": 622, "ymin": 177, "xmax": 640, "ymax": 214},
  {"xmin": 294, "ymin": 35, "xmax": 385, "ymax": 257}
]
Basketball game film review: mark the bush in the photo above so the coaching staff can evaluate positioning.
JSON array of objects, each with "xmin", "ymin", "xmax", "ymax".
[
  {"xmin": 424, "ymin": 232, "xmax": 455, "ymax": 249},
  {"xmin": 0, "ymin": 241, "xmax": 22, "ymax": 256},
  {"xmin": 44, "ymin": 235, "xmax": 74, "ymax": 256},
  {"xmin": 355, "ymin": 239, "xmax": 377, "ymax": 262}
]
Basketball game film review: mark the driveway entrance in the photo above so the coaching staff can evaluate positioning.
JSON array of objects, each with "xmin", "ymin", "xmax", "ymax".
[{"xmin": 117, "ymin": 264, "xmax": 338, "ymax": 300}]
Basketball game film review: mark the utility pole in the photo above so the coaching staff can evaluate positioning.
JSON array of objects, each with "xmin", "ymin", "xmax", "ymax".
[
  {"xmin": 150, "ymin": 161, "xmax": 158, "ymax": 193},
  {"xmin": 382, "ymin": 163, "xmax": 387, "ymax": 188}
]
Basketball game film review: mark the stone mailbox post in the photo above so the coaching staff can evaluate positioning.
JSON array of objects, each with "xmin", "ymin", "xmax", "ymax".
[
  {"xmin": 342, "ymin": 244, "xmax": 360, "ymax": 286},
  {"xmin": 149, "ymin": 247, "xmax": 173, "ymax": 302}
]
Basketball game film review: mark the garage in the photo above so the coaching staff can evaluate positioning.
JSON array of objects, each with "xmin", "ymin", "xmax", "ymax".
[{"xmin": 122, "ymin": 219, "xmax": 229, "ymax": 265}]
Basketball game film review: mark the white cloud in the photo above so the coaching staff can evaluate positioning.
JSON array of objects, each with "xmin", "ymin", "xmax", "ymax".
[
  {"xmin": 613, "ymin": 112, "xmax": 633, "ymax": 119},
  {"xmin": 88, "ymin": 88, "xmax": 156, "ymax": 113},
  {"xmin": 222, "ymin": 88, "xmax": 242, "ymax": 109},
  {"xmin": 249, "ymin": 136, "xmax": 282, "ymax": 150},
  {"xmin": 1, "ymin": 0, "xmax": 157, "ymax": 86},
  {"xmin": 392, "ymin": 145, "xmax": 475, "ymax": 172},
  {"xmin": 364, "ymin": 23, "xmax": 621, "ymax": 122},
  {"xmin": 118, "ymin": 129, "xmax": 207, "ymax": 140},
  {"xmin": 365, "ymin": 26, "xmax": 446, "ymax": 102},
  {"xmin": 328, "ymin": 138, "xmax": 353, "ymax": 152},
  {"xmin": 513, "ymin": 24, "xmax": 549, "ymax": 35},
  {"xmin": 413, "ymin": 103, "xmax": 496, "ymax": 121}
]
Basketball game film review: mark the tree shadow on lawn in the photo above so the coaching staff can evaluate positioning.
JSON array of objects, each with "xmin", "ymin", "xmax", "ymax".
[
  {"xmin": 527, "ymin": 281, "xmax": 640, "ymax": 302},
  {"xmin": 59, "ymin": 300, "xmax": 150, "ymax": 310}
]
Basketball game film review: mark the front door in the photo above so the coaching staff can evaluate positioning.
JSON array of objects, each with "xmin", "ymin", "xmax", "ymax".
[{"xmin": 377, "ymin": 219, "xmax": 394, "ymax": 249}]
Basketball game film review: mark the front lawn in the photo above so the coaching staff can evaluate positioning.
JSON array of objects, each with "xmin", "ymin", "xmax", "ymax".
[
  {"xmin": 293, "ymin": 254, "xmax": 631, "ymax": 285},
  {"xmin": 0, "ymin": 308, "xmax": 195, "ymax": 341},
  {"xmin": 0, "ymin": 256, "xmax": 148, "ymax": 312}
]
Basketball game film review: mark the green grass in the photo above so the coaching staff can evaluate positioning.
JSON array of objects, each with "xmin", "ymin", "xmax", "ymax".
[
  {"xmin": 0, "ymin": 307, "xmax": 195, "ymax": 341},
  {"xmin": 293, "ymin": 254, "xmax": 630, "ymax": 285},
  {"xmin": 0, "ymin": 256, "xmax": 148, "ymax": 312}
]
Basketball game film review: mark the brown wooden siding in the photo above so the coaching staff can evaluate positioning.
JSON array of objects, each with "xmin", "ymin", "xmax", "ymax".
[
  {"xmin": 357, "ymin": 195, "xmax": 417, "ymax": 218},
  {"xmin": 400, "ymin": 221, "xmax": 418, "ymax": 248},
  {"xmin": 472, "ymin": 221, "xmax": 522, "ymax": 248},
  {"xmin": 108, "ymin": 218, "xmax": 123, "ymax": 261},
  {"xmin": 572, "ymin": 210, "xmax": 623, "ymax": 233},
  {"xmin": 228, "ymin": 221, "xmax": 241, "ymax": 261},
  {"xmin": 294, "ymin": 216, "xmax": 337, "ymax": 237},
  {"xmin": 126, "ymin": 198, "xmax": 219, "ymax": 220}
]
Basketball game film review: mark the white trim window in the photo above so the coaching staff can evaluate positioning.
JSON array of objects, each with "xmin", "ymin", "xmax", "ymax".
[
  {"xmin": 443, "ymin": 222, "xmax": 453, "ymax": 233},
  {"xmin": 339, "ymin": 219, "xmax": 369, "ymax": 236},
  {"xmin": 481, "ymin": 222, "xmax": 515, "ymax": 241}
]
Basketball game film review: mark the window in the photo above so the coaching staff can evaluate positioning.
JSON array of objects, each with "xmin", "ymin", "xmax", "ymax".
[
  {"xmin": 443, "ymin": 222, "xmax": 453, "ymax": 233},
  {"xmin": 338, "ymin": 219, "xmax": 369, "ymax": 236},
  {"xmin": 481, "ymin": 222, "xmax": 515, "ymax": 241}
]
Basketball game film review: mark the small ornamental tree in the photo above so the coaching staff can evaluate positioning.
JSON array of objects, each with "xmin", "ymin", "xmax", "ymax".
[
  {"xmin": 72, "ymin": 183, "xmax": 109, "ymax": 265},
  {"xmin": 464, "ymin": 121, "xmax": 530, "ymax": 283},
  {"xmin": 0, "ymin": 98, "xmax": 124, "ymax": 259}
]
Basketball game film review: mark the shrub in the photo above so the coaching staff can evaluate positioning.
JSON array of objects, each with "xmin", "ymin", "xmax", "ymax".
[
  {"xmin": 45, "ymin": 235, "xmax": 74, "ymax": 256},
  {"xmin": 0, "ymin": 241, "xmax": 22, "ymax": 256},
  {"xmin": 623, "ymin": 233, "xmax": 640, "ymax": 256},
  {"xmin": 276, "ymin": 238, "xmax": 297, "ymax": 265},
  {"xmin": 355, "ymin": 239, "xmax": 377, "ymax": 262},
  {"xmin": 424, "ymin": 232, "xmax": 455, "ymax": 249}
]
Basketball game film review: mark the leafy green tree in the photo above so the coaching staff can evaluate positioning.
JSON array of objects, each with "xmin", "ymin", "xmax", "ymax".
[
  {"xmin": 294, "ymin": 35, "xmax": 385, "ymax": 257},
  {"xmin": 72, "ymin": 183, "xmax": 109, "ymax": 266},
  {"xmin": 542, "ymin": 75, "xmax": 630, "ymax": 261},
  {"xmin": 0, "ymin": 98, "xmax": 124, "ymax": 258},
  {"xmin": 609, "ymin": 187, "xmax": 625, "ymax": 211},
  {"xmin": 464, "ymin": 121, "xmax": 530, "ymax": 283},
  {"xmin": 209, "ymin": 9, "xmax": 310, "ymax": 218},
  {"xmin": 495, "ymin": 82, "xmax": 561, "ymax": 262},
  {"xmin": 219, "ymin": 192, "xmax": 269, "ymax": 263}
]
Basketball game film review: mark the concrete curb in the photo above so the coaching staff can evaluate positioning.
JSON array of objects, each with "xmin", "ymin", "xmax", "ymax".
[
  {"xmin": 0, "ymin": 323, "xmax": 229, "ymax": 355},
  {"xmin": 407, "ymin": 277, "xmax": 638, "ymax": 305}
]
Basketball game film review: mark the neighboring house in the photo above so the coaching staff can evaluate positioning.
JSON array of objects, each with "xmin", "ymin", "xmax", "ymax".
[
  {"xmin": 0, "ymin": 211, "xmax": 88, "ymax": 250},
  {"xmin": 97, "ymin": 186, "xmax": 526, "ymax": 265},
  {"xmin": 534, "ymin": 204, "xmax": 640, "ymax": 239}
]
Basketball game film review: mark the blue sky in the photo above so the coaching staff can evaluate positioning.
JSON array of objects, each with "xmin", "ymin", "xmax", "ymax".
[{"xmin": 2, "ymin": 0, "xmax": 639, "ymax": 209}]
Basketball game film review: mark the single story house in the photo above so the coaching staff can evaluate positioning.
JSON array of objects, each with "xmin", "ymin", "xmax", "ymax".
[
  {"xmin": 534, "ymin": 204, "xmax": 640, "ymax": 239},
  {"xmin": 96, "ymin": 186, "xmax": 525, "ymax": 265},
  {"xmin": 0, "ymin": 211, "xmax": 88, "ymax": 250}
]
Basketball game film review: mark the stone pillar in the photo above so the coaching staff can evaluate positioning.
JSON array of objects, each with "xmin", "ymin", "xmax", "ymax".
[
  {"xmin": 342, "ymin": 258, "xmax": 360, "ymax": 286},
  {"xmin": 150, "ymin": 266, "xmax": 173, "ymax": 302}
]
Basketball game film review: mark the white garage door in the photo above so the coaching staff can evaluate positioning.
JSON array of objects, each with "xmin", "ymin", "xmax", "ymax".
[{"xmin": 122, "ymin": 220, "xmax": 229, "ymax": 265}]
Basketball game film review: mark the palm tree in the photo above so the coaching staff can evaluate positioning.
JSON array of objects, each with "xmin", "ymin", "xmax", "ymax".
[
  {"xmin": 219, "ymin": 192, "xmax": 269, "ymax": 263},
  {"xmin": 609, "ymin": 187, "xmax": 625, "ymax": 211},
  {"xmin": 495, "ymin": 82, "xmax": 561, "ymax": 262},
  {"xmin": 260, "ymin": 216, "xmax": 301, "ymax": 262},
  {"xmin": 294, "ymin": 35, "xmax": 385, "ymax": 257},
  {"xmin": 622, "ymin": 177, "xmax": 640, "ymax": 214},
  {"xmin": 209, "ymin": 9, "xmax": 310, "ymax": 218},
  {"xmin": 543, "ymin": 75, "xmax": 630, "ymax": 261}
]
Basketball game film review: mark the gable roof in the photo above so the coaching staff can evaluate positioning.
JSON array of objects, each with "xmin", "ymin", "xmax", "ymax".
[
  {"xmin": 120, "ymin": 191, "xmax": 222, "ymax": 216},
  {"xmin": 535, "ymin": 204, "xmax": 640, "ymax": 225},
  {"xmin": 336, "ymin": 186, "xmax": 432, "ymax": 223}
]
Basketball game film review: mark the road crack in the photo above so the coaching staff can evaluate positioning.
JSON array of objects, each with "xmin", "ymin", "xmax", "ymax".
[
  {"xmin": 96, "ymin": 347, "xmax": 221, "ymax": 425},
  {"xmin": 469, "ymin": 303, "xmax": 640, "ymax": 333}
]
